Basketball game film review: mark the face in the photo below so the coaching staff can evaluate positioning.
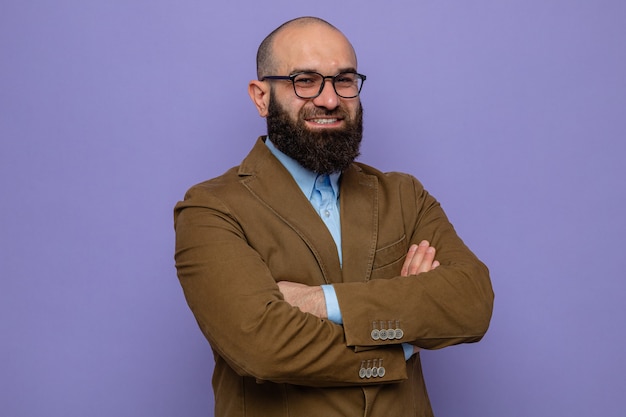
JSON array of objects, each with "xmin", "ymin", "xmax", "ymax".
[{"xmin": 253, "ymin": 23, "xmax": 364, "ymax": 174}]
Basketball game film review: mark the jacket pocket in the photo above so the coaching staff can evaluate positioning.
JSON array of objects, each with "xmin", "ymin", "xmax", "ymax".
[{"xmin": 370, "ymin": 234, "xmax": 407, "ymax": 279}]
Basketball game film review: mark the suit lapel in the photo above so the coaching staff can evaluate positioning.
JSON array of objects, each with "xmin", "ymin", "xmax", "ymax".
[
  {"xmin": 239, "ymin": 138, "xmax": 342, "ymax": 284},
  {"xmin": 339, "ymin": 164, "xmax": 379, "ymax": 283}
]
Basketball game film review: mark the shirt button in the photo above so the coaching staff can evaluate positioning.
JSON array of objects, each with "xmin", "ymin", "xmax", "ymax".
[{"xmin": 324, "ymin": 210, "xmax": 330, "ymax": 217}]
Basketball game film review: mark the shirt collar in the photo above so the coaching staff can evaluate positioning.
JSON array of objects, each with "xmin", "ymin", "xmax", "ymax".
[{"xmin": 265, "ymin": 138, "xmax": 341, "ymax": 200}]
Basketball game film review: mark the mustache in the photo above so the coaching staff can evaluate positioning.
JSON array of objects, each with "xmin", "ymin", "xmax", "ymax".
[{"xmin": 299, "ymin": 107, "xmax": 349, "ymax": 119}]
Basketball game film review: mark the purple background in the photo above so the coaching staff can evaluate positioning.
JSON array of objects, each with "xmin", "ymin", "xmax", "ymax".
[{"xmin": 2, "ymin": 1, "xmax": 625, "ymax": 416}]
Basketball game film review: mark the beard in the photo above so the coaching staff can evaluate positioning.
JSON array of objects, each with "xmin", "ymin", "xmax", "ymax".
[{"xmin": 266, "ymin": 92, "xmax": 363, "ymax": 175}]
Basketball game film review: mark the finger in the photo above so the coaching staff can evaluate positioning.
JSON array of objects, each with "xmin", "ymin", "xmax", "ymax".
[
  {"xmin": 406, "ymin": 240, "xmax": 430, "ymax": 275},
  {"xmin": 401, "ymin": 244, "xmax": 419, "ymax": 276},
  {"xmin": 415, "ymin": 246, "xmax": 436, "ymax": 274}
]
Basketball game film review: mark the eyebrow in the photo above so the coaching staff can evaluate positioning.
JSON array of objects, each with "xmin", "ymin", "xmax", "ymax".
[{"xmin": 289, "ymin": 67, "xmax": 358, "ymax": 75}]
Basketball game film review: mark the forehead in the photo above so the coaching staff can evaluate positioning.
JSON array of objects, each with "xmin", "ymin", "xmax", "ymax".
[{"xmin": 272, "ymin": 24, "xmax": 357, "ymax": 74}]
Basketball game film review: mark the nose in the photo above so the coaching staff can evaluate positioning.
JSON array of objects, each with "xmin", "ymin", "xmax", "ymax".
[{"xmin": 311, "ymin": 78, "xmax": 339, "ymax": 110}]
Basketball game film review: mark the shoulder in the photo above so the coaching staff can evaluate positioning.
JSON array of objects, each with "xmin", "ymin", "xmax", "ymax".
[
  {"xmin": 172, "ymin": 167, "xmax": 244, "ymax": 225},
  {"xmin": 350, "ymin": 161, "xmax": 426, "ymax": 193},
  {"xmin": 186, "ymin": 165, "xmax": 241, "ymax": 197}
]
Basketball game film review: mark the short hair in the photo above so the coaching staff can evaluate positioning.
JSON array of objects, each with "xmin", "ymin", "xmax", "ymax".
[{"xmin": 256, "ymin": 17, "xmax": 341, "ymax": 79}]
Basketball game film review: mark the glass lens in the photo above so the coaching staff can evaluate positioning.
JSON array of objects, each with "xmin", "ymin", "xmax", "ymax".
[
  {"xmin": 293, "ymin": 73, "xmax": 323, "ymax": 98},
  {"xmin": 334, "ymin": 73, "xmax": 361, "ymax": 98}
]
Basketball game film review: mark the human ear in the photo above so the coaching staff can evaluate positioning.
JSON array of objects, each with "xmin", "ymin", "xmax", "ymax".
[{"xmin": 248, "ymin": 80, "xmax": 270, "ymax": 117}]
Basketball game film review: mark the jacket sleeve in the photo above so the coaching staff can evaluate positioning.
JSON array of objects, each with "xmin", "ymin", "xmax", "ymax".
[
  {"xmin": 174, "ymin": 186, "xmax": 407, "ymax": 387},
  {"xmin": 334, "ymin": 175, "xmax": 494, "ymax": 350}
]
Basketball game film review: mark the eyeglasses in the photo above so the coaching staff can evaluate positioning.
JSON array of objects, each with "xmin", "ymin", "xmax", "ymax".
[{"xmin": 261, "ymin": 71, "xmax": 367, "ymax": 99}]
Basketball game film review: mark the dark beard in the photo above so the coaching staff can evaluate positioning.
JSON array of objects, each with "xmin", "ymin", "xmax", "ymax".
[{"xmin": 266, "ymin": 93, "xmax": 363, "ymax": 175}]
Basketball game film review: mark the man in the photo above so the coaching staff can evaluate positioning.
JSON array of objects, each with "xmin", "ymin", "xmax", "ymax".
[{"xmin": 174, "ymin": 16, "xmax": 494, "ymax": 417}]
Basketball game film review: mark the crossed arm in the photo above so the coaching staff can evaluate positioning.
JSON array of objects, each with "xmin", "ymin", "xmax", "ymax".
[
  {"xmin": 278, "ymin": 239, "xmax": 439, "ymax": 317},
  {"xmin": 277, "ymin": 240, "xmax": 440, "ymax": 355}
]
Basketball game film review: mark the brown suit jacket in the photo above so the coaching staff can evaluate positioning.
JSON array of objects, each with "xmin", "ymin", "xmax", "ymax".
[{"xmin": 174, "ymin": 137, "xmax": 494, "ymax": 417}]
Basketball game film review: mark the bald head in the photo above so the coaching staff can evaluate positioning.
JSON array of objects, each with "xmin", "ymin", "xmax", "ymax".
[{"xmin": 256, "ymin": 17, "xmax": 357, "ymax": 79}]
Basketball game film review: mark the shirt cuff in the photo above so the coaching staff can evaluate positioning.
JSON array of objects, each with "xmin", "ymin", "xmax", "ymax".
[
  {"xmin": 402, "ymin": 343, "xmax": 414, "ymax": 361},
  {"xmin": 321, "ymin": 284, "xmax": 343, "ymax": 324}
]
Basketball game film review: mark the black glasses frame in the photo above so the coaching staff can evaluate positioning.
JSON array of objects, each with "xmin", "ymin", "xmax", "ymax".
[{"xmin": 261, "ymin": 71, "xmax": 367, "ymax": 99}]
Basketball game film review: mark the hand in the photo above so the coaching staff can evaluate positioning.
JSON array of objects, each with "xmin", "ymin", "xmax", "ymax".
[
  {"xmin": 277, "ymin": 281, "xmax": 328, "ymax": 319},
  {"xmin": 400, "ymin": 240, "xmax": 440, "ymax": 277}
]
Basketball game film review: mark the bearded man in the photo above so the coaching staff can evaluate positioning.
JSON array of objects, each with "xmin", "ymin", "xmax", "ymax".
[{"xmin": 174, "ymin": 16, "xmax": 494, "ymax": 417}]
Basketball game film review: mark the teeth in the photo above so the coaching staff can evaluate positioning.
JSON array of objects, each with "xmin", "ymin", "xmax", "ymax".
[{"xmin": 312, "ymin": 118, "xmax": 338, "ymax": 124}]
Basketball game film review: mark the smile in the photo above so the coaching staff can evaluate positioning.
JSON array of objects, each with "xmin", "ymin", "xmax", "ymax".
[{"xmin": 309, "ymin": 118, "xmax": 340, "ymax": 125}]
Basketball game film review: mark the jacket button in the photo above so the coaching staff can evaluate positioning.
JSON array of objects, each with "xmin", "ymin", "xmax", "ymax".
[
  {"xmin": 359, "ymin": 361, "xmax": 367, "ymax": 379},
  {"xmin": 377, "ymin": 359, "xmax": 385, "ymax": 378},
  {"xmin": 379, "ymin": 329, "xmax": 388, "ymax": 340},
  {"xmin": 394, "ymin": 320, "xmax": 404, "ymax": 339}
]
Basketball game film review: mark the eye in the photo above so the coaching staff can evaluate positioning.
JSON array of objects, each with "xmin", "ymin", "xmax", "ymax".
[
  {"xmin": 293, "ymin": 73, "xmax": 321, "ymax": 87},
  {"xmin": 295, "ymin": 77, "xmax": 315, "ymax": 85},
  {"xmin": 335, "ymin": 73, "xmax": 357, "ymax": 85}
]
